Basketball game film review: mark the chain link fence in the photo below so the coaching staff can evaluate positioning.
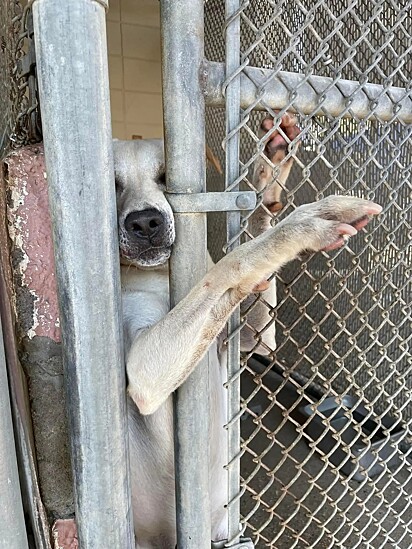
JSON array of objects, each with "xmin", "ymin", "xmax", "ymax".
[
  {"xmin": 205, "ymin": 1, "xmax": 412, "ymax": 547},
  {"xmin": 2, "ymin": 0, "xmax": 412, "ymax": 546},
  {"xmin": 0, "ymin": 0, "xmax": 41, "ymax": 158}
]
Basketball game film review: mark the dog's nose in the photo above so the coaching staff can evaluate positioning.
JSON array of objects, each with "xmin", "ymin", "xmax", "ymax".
[{"xmin": 124, "ymin": 209, "xmax": 164, "ymax": 240}]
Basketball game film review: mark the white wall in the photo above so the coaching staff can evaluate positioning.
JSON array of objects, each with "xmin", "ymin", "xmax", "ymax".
[{"xmin": 106, "ymin": 0, "xmax": 163, "ymax": 139}]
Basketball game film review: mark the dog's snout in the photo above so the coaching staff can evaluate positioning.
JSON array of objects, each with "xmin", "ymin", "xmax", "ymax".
[{"xmin": 124, "ymin": 209, "xmax": 164, "ymax": 240}]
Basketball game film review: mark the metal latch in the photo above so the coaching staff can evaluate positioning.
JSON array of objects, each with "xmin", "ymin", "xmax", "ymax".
[
  {"xmin": 166, "ymin": 191, "xmax": 257, "ymax": 213},
  {"xmin": 211, "ymin": 538, "xmax": 254, "ymax": 549}
]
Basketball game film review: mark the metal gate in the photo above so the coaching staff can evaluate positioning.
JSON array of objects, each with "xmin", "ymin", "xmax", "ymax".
[
  {"xmin": 1, "ymin": 0, "xmax": 411, "ymax": 548},
  {"xmin": 204, "ymin": 1, "xmax": 412, "ymax": 547}
]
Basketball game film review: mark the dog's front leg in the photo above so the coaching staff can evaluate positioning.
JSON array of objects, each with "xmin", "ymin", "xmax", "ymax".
[
  {"xmin": 249, "ymin": 112, "xmax": 301, "ymax": 235},
  {"xmin": 240, "ymin": 113, "xmax": 301, "ymax": 353},
  {"xmin": 127, "ymin": 196, "xmax": 381, "ymax": 415}
]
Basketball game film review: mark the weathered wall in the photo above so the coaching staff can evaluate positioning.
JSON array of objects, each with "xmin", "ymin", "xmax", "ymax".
[{"xmin": 2, "ymin": 144, "xmax": 74, "ymax": 521}]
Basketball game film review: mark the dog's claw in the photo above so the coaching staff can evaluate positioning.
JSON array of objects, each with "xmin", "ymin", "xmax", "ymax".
[
  {"xmin": 348, "ymin": 203, "xmax": 381, "ymax": 232},
  {"xmin": 281, "ymin": 196, "xmax": 382, "ymax": 254},
  {"xmin": 364, "ymin": 203, "xmax": 383, "ymax": 215},
  {"xmin": 338, "ymin": 223, "xmax": 358, "ymax": 237},
  {"xmin": 352, "ymin": 215, "xmax": 371, "ymax": 231},
  {"xmin": 321, "ymin": 223, "xmax": 357, "ymax": 251}
]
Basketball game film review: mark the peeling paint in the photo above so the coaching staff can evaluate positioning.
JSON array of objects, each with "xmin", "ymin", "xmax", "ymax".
[
  {"xmin": 52, "ymin": 519, "xmax": 78, "ymax": 549},
  {"xmin": 4, "ymin": 145, "xmax": 61, "ymax": 342}
]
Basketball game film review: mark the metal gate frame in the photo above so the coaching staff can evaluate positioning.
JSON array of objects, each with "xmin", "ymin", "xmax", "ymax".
[
  {"xmin": 32, "ymin": 1, "xmax": 134, "ymax": 547},
  {"xmin": 162, "ymin": 1, "xmax": 411, "ymax": 548},
  {"xmin": 25, "ymin": 0, "xmax": 411, "ymax": 547},
  {"xmin": 0, "ymin": 301, "xmax": 28, "ymax": 549}
]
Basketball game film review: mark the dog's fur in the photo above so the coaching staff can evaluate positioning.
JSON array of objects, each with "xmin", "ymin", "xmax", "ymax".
[{"xmin": 112, "ymin": 115, "xmax": 381, "ymax": 549}]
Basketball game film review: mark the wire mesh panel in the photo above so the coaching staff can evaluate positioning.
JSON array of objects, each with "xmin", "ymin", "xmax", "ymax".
[
  {"xmin": 205, "ymin": 1, "xmax": 412, "ymax": 547},
  {"xmin": 0, "ymin": 0, "xmax": 41, "ymax": 157}
]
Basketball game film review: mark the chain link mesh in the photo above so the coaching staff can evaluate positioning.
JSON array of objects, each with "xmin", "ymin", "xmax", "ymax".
[
  {"xmin": 206, "ymin": 1, "xmax": 412, "ymax": 547},
  {"xmin": 0, "ymin": 0, "xmax": 42, "ymax": 158},
  {"xmin": 2, "ymin": 0, "xmax": 412, "ymax": 545}
]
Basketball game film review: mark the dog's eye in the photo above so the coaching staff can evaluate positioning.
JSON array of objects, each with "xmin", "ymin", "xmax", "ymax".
[
  {"xmin": 115, "ymin": 178, "xmax": 123, "ymax": 192},
  {"xmin": 157, "ymin": 172, "xmax": 166, "ymax": 186}
]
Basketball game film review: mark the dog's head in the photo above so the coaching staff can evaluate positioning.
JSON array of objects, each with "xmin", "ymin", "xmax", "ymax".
[{"xmin": 113, "ymin": 139, "xmax": 175, "ymax": 269}]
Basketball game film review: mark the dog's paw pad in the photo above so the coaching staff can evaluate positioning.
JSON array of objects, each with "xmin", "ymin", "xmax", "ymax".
[{"xmin": 260, "ymin": 113, "xmax": 301, "ymax": 160}]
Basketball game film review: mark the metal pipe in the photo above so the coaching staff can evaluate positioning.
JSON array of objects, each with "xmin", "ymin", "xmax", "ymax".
[
  {"xmin": 0, "ymin": 315, "xmax": 29, "ymax": 549},
  {"xmin": 204, "ymin": 60, "xmax": 412, "ymax": 123},
  {"xmin": 160, "ymin": 1, "xmax": 211, "ymax": 547},
  {"xmin": 32, "ymin": 1, "xmax": 134, "ymax": 547},
  {"xmin": 224, "ymin": 0, "xmax": 242, "ymax": 545}
]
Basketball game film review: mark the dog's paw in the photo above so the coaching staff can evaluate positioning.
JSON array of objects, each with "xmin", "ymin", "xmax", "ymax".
[
  {"xmin": 259, "ymin": 113, "xmax": 301, "ymax": 164},
  {"xmin": 282, "ymin": 195, "xmax": 382, "ymax": 253},
  {"xmin": 254, "ymin": 113, "xmax": 301, "ymax": 213},
  {"xmin": 218, "ymin": 196, "xmax": 381, "ymax": 298}
]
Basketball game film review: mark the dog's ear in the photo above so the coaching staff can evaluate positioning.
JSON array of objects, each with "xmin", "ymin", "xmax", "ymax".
[{"xmin": 206, "ymin": 144, "xmax": 223, "ymax": 175}]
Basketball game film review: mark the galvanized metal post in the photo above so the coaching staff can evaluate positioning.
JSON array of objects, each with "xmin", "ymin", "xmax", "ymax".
[
  {"xmin": 0, "ymin": 317, "xmax": 29, "ymax": 549},
  {"xmin": 32, "ymin": 1, "xmax": 134, "ymax": 547},
  {"xmin": 225, "ymin": 0, "xmax": 242, "ymax": 544},
  {"xmin": 160, "ymin": 1, "xmax": 211, "ymax": 547}
]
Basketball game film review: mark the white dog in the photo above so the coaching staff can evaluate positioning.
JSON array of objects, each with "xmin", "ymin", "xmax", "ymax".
[{"xmin": 112, "ymin": 114, "xmax": 381, "ymax": 549}]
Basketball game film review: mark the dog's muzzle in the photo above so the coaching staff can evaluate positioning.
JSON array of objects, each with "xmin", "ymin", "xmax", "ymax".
[
  {"xmin": 119, "ymin": 208, "xmax": 175, "ymax": 267},
  {"xmin": 124, "ymin": 208, "xmax": 166, "ymax": 245}
]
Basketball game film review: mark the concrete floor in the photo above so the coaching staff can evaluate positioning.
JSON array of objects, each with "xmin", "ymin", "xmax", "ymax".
[{"xmin": 240, "ymin": 362, "xmax": 412, "ymax": 549}]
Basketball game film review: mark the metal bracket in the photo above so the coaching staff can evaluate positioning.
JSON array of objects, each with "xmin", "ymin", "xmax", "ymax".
[
  {"xmin": 211, "ymin": 538, "xmax": 254, "ymax": 549},
  {"xmin": 166, "ymin": 191, "xmax": 256, "ymax": 213}
]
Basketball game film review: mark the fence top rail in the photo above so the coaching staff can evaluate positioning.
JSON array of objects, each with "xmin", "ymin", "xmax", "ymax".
[{"xmin": 204, "ymin": 60, "xmax": 412, "ymax": 123}]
